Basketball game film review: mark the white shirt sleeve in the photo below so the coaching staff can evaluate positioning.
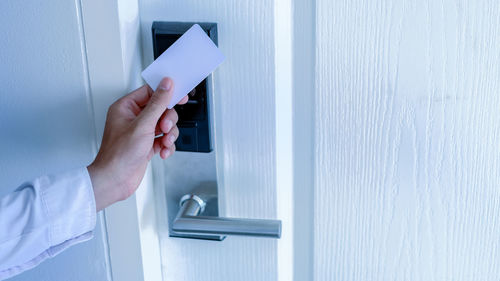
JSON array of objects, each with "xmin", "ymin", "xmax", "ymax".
[{"xmin": 0, "ymin": 168, "xmax": 97, "ymax": 280}]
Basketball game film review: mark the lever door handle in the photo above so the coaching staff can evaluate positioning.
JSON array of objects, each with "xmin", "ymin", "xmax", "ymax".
[{"xmin": 172, "ymin": 194, "xmax": 282, "ymax": 240}]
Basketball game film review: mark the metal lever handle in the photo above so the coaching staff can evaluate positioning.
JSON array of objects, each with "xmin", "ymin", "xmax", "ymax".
[{"xmin": 172, "ymin": 194, "xmax": 281, "ymax": 239}]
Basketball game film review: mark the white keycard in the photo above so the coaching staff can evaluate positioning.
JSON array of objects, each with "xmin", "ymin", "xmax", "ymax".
[{"xmin": 141, "ymin": 24, "xmax": 225, "ymax": 109}]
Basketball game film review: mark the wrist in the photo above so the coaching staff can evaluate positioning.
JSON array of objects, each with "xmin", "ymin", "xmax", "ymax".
[{"xmin": 87, "ymin": 163, "xmax": 120, "ymax": 211}]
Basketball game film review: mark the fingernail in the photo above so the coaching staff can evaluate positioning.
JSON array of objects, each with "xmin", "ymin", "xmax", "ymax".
[
  {"xmin": 165, "ymin": 120, "xmax": 173, "ymax": 132},
  {"xmin": 168, "ymin": 135, "xmax": 176, "ymax": 145},
  {"xmin": 158, "ymin": 78, "xmax": 172, "ymax": 92}
]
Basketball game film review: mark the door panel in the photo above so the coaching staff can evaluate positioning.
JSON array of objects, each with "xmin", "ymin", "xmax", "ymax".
[
  {"xmin": 139, "ymin": 1, "xmax": 280, "ymax": 280},
  {"xmin": 314, "ymin": 0, "xmax": 500, "ymax": 280}
]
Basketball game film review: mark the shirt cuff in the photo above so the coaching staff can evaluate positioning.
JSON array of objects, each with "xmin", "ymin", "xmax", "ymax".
[
  {"xmin": 39, "ymin": 167, "xmax": 97, "ymax": 252},
  {"xmin": 0, "ymin": 167, "xmax": 97, "ymax": 280}
]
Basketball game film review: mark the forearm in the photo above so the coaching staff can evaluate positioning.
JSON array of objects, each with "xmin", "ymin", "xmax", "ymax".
[{"xmin": 0, "ymin": 168, "xmax": 96, "ymax": 279}]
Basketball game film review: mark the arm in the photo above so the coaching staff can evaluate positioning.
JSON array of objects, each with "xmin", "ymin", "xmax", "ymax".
[
  {"xmin": 0, "ymin": 78, "xmax": 185, "ymax": 279},
  {"xmin": 0, "ymin": 168, "xmax": 95, "ymax": 279}
]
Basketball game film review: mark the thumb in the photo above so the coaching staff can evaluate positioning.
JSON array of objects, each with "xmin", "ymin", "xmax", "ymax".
[{"xmin": 138, "ymin": 77, "xmax": 174, "ymax": 126}]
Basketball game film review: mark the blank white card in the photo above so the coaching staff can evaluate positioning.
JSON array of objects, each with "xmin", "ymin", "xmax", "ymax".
[{"xmin": 141, "ymin": 24, "xmax": 225, "ymax": 109}]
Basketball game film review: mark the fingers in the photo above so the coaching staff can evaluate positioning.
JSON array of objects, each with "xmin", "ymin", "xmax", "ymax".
[
  {"xmin": 153, "ymin": 138, "xmax": 162, "ymax": 154},
  {"xmin": 151, "ymin": 105, "xmax": 180, "ymax": 160},
  {"xmin": 137, "ymin": 77, "xmax": 174, "ymax": 126},
  {"xmin": 151, "ymin": 125, "xmax": 179, "ymax": 160},
  {"xmin": 152, "ymin": 126, "xmax": 179, "ymax": 160},
  {"xmin": 159, "ymin": 109, "xmax": 178, "ymax": 133},
  {"xmin": 161, "ymin": 126, "xmax": 179, "ymax": 147},
  {"xmin": 160, "ymin": 144, "xmax": 176, "ymax": 159}
]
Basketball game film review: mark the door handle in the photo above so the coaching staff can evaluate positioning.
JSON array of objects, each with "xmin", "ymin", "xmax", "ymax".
[{"xmin": 171, "ymin": 193, "xmax": 282, "ymax": 240}]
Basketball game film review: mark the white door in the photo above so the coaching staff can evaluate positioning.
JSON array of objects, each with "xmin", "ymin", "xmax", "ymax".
[{"xmin": 135, "ymin": 0, "xmax": 294, "ymax": 280}]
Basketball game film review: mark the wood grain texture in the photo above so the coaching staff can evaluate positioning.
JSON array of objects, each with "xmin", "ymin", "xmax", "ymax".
[
  {"xmin": 139, "ymin": 1, "xmax": 278, "ymax": 280},
  {"xmin": 314, "ymin": 0, "xmax": 500, "ymax": 280}
]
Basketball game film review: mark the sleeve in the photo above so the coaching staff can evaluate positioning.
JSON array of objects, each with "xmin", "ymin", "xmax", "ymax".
[{"xmin": 0, "ymin": 167, "xmax": 97, "ymax": 280}]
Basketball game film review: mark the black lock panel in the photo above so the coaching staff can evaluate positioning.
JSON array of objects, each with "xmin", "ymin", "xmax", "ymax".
[{"xmin": 151, "ymin": 22, "xmax": 217, "ymax": 152}]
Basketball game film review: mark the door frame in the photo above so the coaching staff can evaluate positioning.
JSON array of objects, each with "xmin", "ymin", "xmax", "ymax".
[{"xmin": 79, "ymin": 0, "xmax": 161, "ymax": 280}]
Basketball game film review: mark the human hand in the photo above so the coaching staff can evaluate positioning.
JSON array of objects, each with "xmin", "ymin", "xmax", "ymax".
[{"xmin": 87, "ymin": 77, "xmax": 188, "ymax": 211}]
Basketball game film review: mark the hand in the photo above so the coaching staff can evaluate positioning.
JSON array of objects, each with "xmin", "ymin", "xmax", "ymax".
[{"xmin": 87, "ymin": 77, "xmax": 188, "ymax": 211}]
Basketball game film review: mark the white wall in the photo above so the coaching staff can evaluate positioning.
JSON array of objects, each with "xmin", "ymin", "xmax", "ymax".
[
  {"xmin": 313, "ymin": 0, "xmax": 500, "ymax": 280},
  {"xmin": 0, "ymin": 0, "xmax": 110, "ymax": 280}
]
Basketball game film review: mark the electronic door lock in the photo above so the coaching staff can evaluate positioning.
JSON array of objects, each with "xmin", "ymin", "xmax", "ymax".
[{"xmin": 151, "ymin": 21, "xmax": 218, "ymax": 152}]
